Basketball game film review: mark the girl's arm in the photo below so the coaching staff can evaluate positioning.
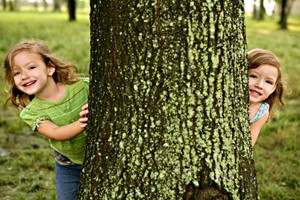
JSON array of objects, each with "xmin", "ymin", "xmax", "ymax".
[
  {"xmin": 250, "ymin": 111, "xmax": 269, "ymax": 146},
  {"xmin": 37, "ymin": 119, "xmax": 85, "ymax": 141},
  {"xmin": 36, "ymin": 104, "xmax": 89, "ymax": 141}
]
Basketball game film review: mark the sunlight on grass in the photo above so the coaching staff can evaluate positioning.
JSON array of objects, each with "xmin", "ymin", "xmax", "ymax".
[{"xmin": 288, "ymin": 16, "xmax": 300, "ymax": 32}]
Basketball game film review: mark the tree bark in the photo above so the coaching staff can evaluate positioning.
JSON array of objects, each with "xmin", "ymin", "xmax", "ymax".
[{"xmin": 78, "ymin": 0, "xmax": 258, "ymax": 199}]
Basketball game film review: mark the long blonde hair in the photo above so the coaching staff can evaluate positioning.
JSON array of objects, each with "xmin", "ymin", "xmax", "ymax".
[
  {"xmin": 247, "ymin": 48, "xmax": 284, "ymax": 112},
  {"xmin": 3, "ymin": 39, "xmax": 80, "ymax": 108}
]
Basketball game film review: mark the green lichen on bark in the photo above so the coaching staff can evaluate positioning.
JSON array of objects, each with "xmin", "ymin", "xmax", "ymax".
[{"xmin": 78, "ymin": 0, "xmax": 257, "ymax": 199}]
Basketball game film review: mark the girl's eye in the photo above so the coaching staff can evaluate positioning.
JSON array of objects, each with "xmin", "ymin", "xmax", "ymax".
[
  {"xmin": 13, "ymin": 72, "xmax": 20, "ymax": 76},
  {"xmin": 249, "ymin": 74, "xmax": 257, "ymax": 78},
  {"xmin": 28, "ymin": 66, "xmax": 36, "ymax": 70},
  {"xmin": 266, "ymin": 80, "xmax": 274, "ymax": 85}
]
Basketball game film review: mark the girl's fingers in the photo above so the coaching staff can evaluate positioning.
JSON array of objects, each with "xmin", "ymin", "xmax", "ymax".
[
  {"xmin": 80, "ymin": 123, "xmax": 87, "ymax": 128},
  {"xmin": 80, "ymin": 110, "xmax": 89, "ymax": 117},
  {"xmin": 79, "ymin": 117, "xmax": 88, "ymax": 123},
  {"xmin": 79, "ymin": 104, "xmax": 89, "ymax": 128},
  {"xmin": 82, "ymin": 104, "xmax": 88, "ymax": 110}
]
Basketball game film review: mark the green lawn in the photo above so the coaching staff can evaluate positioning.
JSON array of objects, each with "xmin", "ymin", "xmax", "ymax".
[{"xmin": 0, "ymin": 11, "xmax": 299, "ymax": 199}]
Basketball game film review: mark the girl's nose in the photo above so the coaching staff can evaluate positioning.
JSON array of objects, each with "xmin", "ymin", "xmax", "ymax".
[
  {"xmin": 255, "ymin": 79, "xmax": 263, "ymax": 89},
  {"xmin": 21, "ymin": 71, "xmax": 29, "ymax": 79}
]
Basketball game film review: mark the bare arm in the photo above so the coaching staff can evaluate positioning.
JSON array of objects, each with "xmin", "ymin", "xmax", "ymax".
[
  {"xmin": 36, "ymin": 104, "xmax": 89, "ymax": 141},
  {"xmin": 250, "ymin": 111, "xmax": 269, "ymax": 146},
  {"xmin": 37, "ymin": 120, "xmax": 85, "ymax": 141}
]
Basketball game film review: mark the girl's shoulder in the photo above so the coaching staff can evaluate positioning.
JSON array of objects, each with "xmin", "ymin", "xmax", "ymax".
[
  {"xmin": 67, "ymin": 78, "xmax": 89, "ymax": 91},
  {"xmin": 71, "ymin": 77, "xmax": 89, "ymax": 86},
  {"xmin": 80, "ymin": 77, "xmax": 89, "ymax": 84},
  {"xmin": 250, "ymin": 102, "xmax": 269, "ymax": 124},
  {"xmin": 21, "ymin": 96, "xmax": 43, "ymax": 110},
  {"xmin": 20, "ymin": 98, "xmax": 50, "ymax": 130},
  {"xmin": 67, "ymin": 78, "xmax": 89, "ymax": 99}
]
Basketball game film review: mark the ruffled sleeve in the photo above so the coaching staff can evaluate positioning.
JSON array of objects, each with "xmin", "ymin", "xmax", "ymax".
[{"xmin": 20, "ymin": 107, "xmax": 50, "ymax": 131}]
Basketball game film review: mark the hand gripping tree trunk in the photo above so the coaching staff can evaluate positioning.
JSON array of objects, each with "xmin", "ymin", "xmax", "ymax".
[{"xmin": 78, "ymin": 1, "xmax": 258, "ymax": 199}]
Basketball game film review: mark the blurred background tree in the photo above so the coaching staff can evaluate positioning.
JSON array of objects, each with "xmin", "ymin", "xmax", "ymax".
[
  {"xmin": 244, "ymin": 0, "xmax": 298, "ymax": 29},
  {"xmin": 1, "ymin": 0, "xmax": 89, "ymax": 21},
  {"xmin": 67, "ymin": 0, "xmax": 75, "ymax": 21}
]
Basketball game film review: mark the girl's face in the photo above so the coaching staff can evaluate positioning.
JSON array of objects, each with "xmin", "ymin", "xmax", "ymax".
[
  {"xmin": 12, "ymin": 51, "xmax": 55, "ymax": 98},
  {"xmin": 249, "ymin": 64, "xmax": 278, "ymax": 104}
]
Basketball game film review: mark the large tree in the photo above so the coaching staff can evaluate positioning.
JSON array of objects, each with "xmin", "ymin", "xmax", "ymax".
[{"xmin": 78, "ymin": 0, "xmax": 258, "ymax": 199}]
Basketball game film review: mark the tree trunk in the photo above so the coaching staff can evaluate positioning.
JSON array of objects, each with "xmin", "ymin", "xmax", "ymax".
[
  {"xmin": 252, "ymin": 0, "xmax": 265, "ymax": 20},
  {"xmin": 53, "ymin": 0, "xmax": 61, "ymax": 12},
  {"xmin": 53, "ymin": 0, "xmax": 61, "ymax": 13},
  {"xmin": 8, "ymin": 0, "xmax": 15, "ymax": 11},
  {"xmin": 258, "ymin": 0, "xmax": 265, "ymax": 20},
  {"xmin": 78, "ymin": 0, "xmax": 258, "ymax": 199},
  {"xmin": 42, "ymin": 0, "xmax": 48, "ymax": 11},
  {"xmin": 280, "ymin": 0, "xmax": 288, "ymax": 29},
  {"xmin": 67, "ymin": 0, "xmax": 76, "ymax": 21},
  {"xmin": 2, "ymin": 0, "xmax": 7, "ymax": 10}
]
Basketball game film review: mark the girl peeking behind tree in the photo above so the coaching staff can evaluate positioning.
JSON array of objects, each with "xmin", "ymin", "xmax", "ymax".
[
  {"xmin": 248, "ymin": 48, "xmax": 284, "ymax": 146},
  {"xmin": 2, "ymin": 40, "xmax": 89, "ymax": 200}
]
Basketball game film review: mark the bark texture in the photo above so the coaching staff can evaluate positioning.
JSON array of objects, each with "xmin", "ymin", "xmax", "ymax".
[{"xmin": 78, "ymin": 0, "xmax": 258, "ymax": 199}]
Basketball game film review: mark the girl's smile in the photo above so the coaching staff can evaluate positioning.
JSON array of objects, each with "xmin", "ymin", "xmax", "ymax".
[{"xmin": 249, "ymin": 88, "xmax": 262, "ymax": 97}]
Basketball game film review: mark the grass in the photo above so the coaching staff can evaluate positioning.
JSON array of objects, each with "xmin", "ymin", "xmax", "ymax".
[{"xmin": 0, "ymin": 11, "xmax": 299, "ymax": 199}]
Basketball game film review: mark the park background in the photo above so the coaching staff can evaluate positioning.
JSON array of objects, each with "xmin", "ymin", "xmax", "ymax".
[{"xmin": 0, "ymin": 0, "xmax": 299, "ymax": 199}]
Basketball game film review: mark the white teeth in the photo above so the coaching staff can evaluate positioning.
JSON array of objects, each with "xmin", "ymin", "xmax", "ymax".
[
  {"xmin": 250, "ymin": 90, "xmax": 261, "ymax": 96},
  {"xmin": 24, "ymin": 81, "xmax": 35, "ymax": 86}
]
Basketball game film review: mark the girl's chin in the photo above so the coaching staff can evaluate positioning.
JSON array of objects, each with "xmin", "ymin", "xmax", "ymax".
[
  {"xmin": 21, "ymin": 88, "xmax": 36, "ymax": 95},
  {"xmin": 249, "ymin": 98, "xmax": 262, "ymax": 104}
]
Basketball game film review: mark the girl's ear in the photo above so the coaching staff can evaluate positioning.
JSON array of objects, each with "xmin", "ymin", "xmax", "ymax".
[{"xmin": 47, "ymin": 62, "xmax": 56, "ymax": 76}]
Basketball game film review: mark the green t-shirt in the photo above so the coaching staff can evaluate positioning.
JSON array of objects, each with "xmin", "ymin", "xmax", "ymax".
[{"xmin": 20, "ymin": 78, "xmax": 89, "ymax": 164}]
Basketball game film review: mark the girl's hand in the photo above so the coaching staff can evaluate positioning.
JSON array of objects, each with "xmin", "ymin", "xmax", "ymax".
[{"xmin": 79, "ymin": 104, "xmax": 89, "ymax": 128}]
